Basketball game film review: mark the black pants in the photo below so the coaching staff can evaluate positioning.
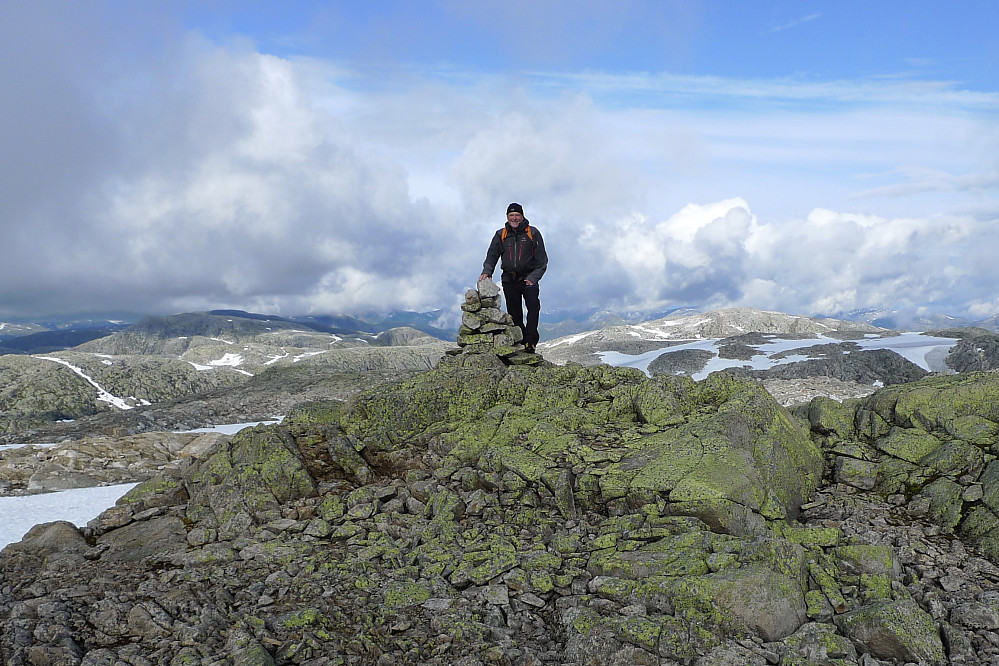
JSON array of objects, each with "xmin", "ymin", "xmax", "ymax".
[{"xmin": 503, "ymin": 280, "xmax": 541, "ymax": 346}]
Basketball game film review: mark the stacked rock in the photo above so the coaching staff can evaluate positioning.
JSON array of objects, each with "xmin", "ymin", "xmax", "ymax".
[{"xmin": 450, "ymin": 278, "xmax": 542, "ymax": 365}]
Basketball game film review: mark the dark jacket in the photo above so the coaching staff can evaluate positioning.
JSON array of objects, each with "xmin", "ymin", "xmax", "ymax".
[{"xmin": 482, "ymin": 220, "xmax": 548, "ymax": 284}]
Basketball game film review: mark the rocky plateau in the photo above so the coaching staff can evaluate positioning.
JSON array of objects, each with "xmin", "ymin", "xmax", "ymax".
[{"xmin": 6, "ymin": 303, "xmax": 999, "ymax": 664}]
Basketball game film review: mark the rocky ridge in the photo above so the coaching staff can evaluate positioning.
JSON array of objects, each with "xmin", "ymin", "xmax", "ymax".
[
  {"xmin": 6, "ymin": 346, "xmax": 999, "ymax": 663},
  {"xmin": 0, "ymin": 430, "xmax": 229, "ymax": 495},
  {"xmin": 0, "ymin": 318, "xmax": 451, "ymax": 437}
]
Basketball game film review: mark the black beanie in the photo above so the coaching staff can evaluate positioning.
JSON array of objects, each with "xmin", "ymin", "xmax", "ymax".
[{"xmin": 507, "ymin": 202, "xmax": 524, "ymax": 215}]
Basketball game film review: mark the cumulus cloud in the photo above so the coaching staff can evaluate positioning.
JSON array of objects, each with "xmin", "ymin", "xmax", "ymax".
[
  {"xmin": 574, "ymin": 199, "xmax": 984, "ymax": 318},
  {"xmin": 1, "ymin": 3, "xmax": 998, "ymax": 326}
]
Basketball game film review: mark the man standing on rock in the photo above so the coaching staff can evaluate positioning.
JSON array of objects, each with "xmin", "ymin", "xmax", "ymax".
[{"xmin": 480, "ymin": 202, "xmax": 548, "ymax": 353}]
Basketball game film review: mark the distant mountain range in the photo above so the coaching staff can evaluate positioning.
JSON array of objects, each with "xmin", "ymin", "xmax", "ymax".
[
  {"xmin": 5, "ymin": 304, "xmax": 999, "ymax": 441},
  {"xmin": 0, "ymin": 309, "xmax": 453, "ymax": 438},
  {"xmin": 538, "ymin": 307, "xmax": 891, "ymax": 366},
  {"xmin": 4, "ymin": 304, "xmax": 999, "ymax": 355},
  {"xmin": 821, "ymin": 306, "xmax": 999, "ymax": 332},
  {"xmin": 535, "ymin": 306, "xmax": 999, "ymax": 405},
  {"xmin": 0, "ymin": 309, "xmax": 455, "ymax": 355}
]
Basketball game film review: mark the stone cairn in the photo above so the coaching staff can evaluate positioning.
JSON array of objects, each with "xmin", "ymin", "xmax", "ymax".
[{"xmin": 447, "ymin": 278, "xmax": 542, "ymax": 365}]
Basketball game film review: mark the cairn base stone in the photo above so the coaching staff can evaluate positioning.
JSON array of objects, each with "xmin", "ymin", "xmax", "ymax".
[{"xmin": 455, "ymin": 280, "xmax": 541, "ymax": 367}]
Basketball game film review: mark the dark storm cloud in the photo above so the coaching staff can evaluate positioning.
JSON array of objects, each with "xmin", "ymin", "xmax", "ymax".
[{"xmin": 0, "ymin": 4, "xmax": 455, "ymax": 318}]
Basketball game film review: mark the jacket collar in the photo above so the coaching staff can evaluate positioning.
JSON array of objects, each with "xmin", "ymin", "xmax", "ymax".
[{"xmin": 505, "ymin": 219, "xmax": 530, "ymax": 234}]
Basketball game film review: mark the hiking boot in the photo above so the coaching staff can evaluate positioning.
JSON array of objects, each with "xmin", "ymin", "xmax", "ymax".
[{"xmin": 524, "ymin": 342, "xmax": 536, "ymax": 353}]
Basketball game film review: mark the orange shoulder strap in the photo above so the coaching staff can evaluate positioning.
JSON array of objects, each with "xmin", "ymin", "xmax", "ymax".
[{"xmin": 501, "ymin": 226, "xmax": 533, "ymax": 242}]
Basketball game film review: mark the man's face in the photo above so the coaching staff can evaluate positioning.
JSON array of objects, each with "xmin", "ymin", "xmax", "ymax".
[{"xmin": 507, "ymin": 212, "xmax": 524, "ymax": 227}]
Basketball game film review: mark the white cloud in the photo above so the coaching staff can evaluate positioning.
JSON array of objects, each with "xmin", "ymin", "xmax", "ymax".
[
  {"xmin": 1, "ymin": 7, "xmax": 998, "ymax": 324},
  {"xmin": 569, "ymin": 198, "xmax": 990, "ymax": 319}
]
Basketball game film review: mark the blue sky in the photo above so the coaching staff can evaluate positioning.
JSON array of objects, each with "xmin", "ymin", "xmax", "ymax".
[
  {"xmin": 1, "ymin": 1, "xmax": 998, "ymax": 325},
  {"xmin": 183, "ymin": 1, "xmax": 998, "ymax": 88}
]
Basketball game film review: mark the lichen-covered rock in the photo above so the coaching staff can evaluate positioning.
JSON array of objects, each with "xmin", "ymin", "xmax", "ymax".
[
  {"xmin": 918, "ymin": 477, "xmax": 966, "ymax": 532},
  {"xmin": 803, "ymin": 396, "xmax": 856, "ymax": 439},
  {"xmin": 99, "ymin": 515, "xmax": 188, "ymax": 563},
  {"xmin": 371, "ymin": 361, "xmax": 825, "ymax": 534},
  {"xmin": 804, "ymin": 371, "xmax": 999, "ymax": 561},
  {"xmin": 835, "ymin": 598, "xmax": 945, "ymax": 664},
  {"xmin": 1, "ymin": 431, "xmax": 223, "ymax": 494},
  {"xmin": 184, "ymin": 425, "xmax": 317, "ymax": 538},
  {"xmin": 668, "ymin": 565, "xmax": 808, "ymax": 641},
  {"xmin": 780, "ymin": 621, "xmax": 858, "ymax": 664},
  {"xmin": 14, "ymin": 356, "xmax": 999, "ymax": 664},
  {"xmin": 834, "ymin": 456, "xmax": 878, "ymax": 490}
]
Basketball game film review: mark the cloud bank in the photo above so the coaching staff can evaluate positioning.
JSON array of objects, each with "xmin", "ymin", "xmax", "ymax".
[{"xmin": 1, "ymin": 4, "xmax": 997, "ymax": 326}]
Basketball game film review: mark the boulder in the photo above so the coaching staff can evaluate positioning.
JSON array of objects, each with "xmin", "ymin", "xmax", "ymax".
[
  {"xmin": 99, "ymin": 515, "xmax": 188, "ymax": 563},
  {"xmin": 835, "ymin": 598, "xmax": 945, "ymax": 664},
  {"xmin": 0, "ymin": 520, "xmax": 90, "ymax": 568}
]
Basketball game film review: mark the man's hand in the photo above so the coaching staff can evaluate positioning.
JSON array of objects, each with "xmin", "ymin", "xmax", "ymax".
[
  {"xmin": 525, "ymin": 279, "xmax": 534, "ymax": 286},
  {"xmin": 479, "ymin": 273, "xmax": 490, "ymax": 281}
]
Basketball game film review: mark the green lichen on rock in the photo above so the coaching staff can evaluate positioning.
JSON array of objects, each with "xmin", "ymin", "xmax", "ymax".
[
  {"xmin": 383, "ymin": 582, "xmax": 432, "ymax": 609},
  {"xmin": 283, "ymin": 400, "xmax": 343, "ymax": 426},
  {"xmin": 921, "ymin": 438, "xmax": 986, "ymax": 477},
  {"xmin": 835, "ymin": 598, "xmax": 945, "ymax": 665},
  {"xmin": 328, "ymin": 356, "xmax": 822, "ymax": 535},
  {"xmin": 613, "ymin": 614, "xmax": 662, "ymax": 651},
  {"xmin": 918, "ymin": 477, "xmax": 965, "ymax": 532},
  {"xmin": 832, "ymin": 544, "xmax": 899, "ymax": 578},
  {"xmin": 874, "ymin": 426, "xmax": 942, "ymax": 463},
  {"xmin": 783, "ymin": 622, "xmax": 858, "ymax": 664},
  {"xmin": 802, "ymin": 396, "xmax": 857, "ymax": 440},
  {"xmin": 665, "ymin": 565, "xmax": 807, "ymax": 641},
  {"xmin": 892, "ymin": 371, "xmax": 999, "ymax": 430},
  {"xmin": 184, "ymin": 425, "xmax": 317, "ymax": 537},
  {"xmin": 117, "ymin": 473, "xmax": 188, "ymax": 511},
  {"xmin": 943, "ymin": 414, "xmax": 999, "ymax": 450},
  {"xmin": 802, "ymin": 371, "xmax": 999, "ymax": 559}
]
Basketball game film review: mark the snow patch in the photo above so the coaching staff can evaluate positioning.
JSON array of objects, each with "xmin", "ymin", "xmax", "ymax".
[
  {"xmin": 173, "ymin": 418, "xmax": 283, "ymax": 435},
  {"xmin": 0, "ymin": 441, "xmax": 59, "ymax": 451},
  {"xmin": 264, "ymin": 349, "xmax": 290, "ymax": 365},
  {"xmin": 35, "ymin": 356, "xmax": 134, "ymax": 410},
  {"xmin": 0, "ymin": 483, "xmax": 140, "ymax": 550},
  {"xmin": 544, "ymin": 331, "xmax": 597, "ymax": 348},
  {"xmin": 188, "ymin": 353, "xmax": 253, "ymax": 376}
]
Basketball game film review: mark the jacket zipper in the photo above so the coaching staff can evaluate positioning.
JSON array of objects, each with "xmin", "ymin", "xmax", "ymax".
[{"xmin": 506, "ymin": 229, "xmax": 532, "ymax": 279}]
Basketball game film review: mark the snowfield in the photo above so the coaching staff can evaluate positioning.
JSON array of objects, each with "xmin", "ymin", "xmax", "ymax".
[{"xmin": 596, "ymin": 332, "xmax": 956, "ymax": 380}]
